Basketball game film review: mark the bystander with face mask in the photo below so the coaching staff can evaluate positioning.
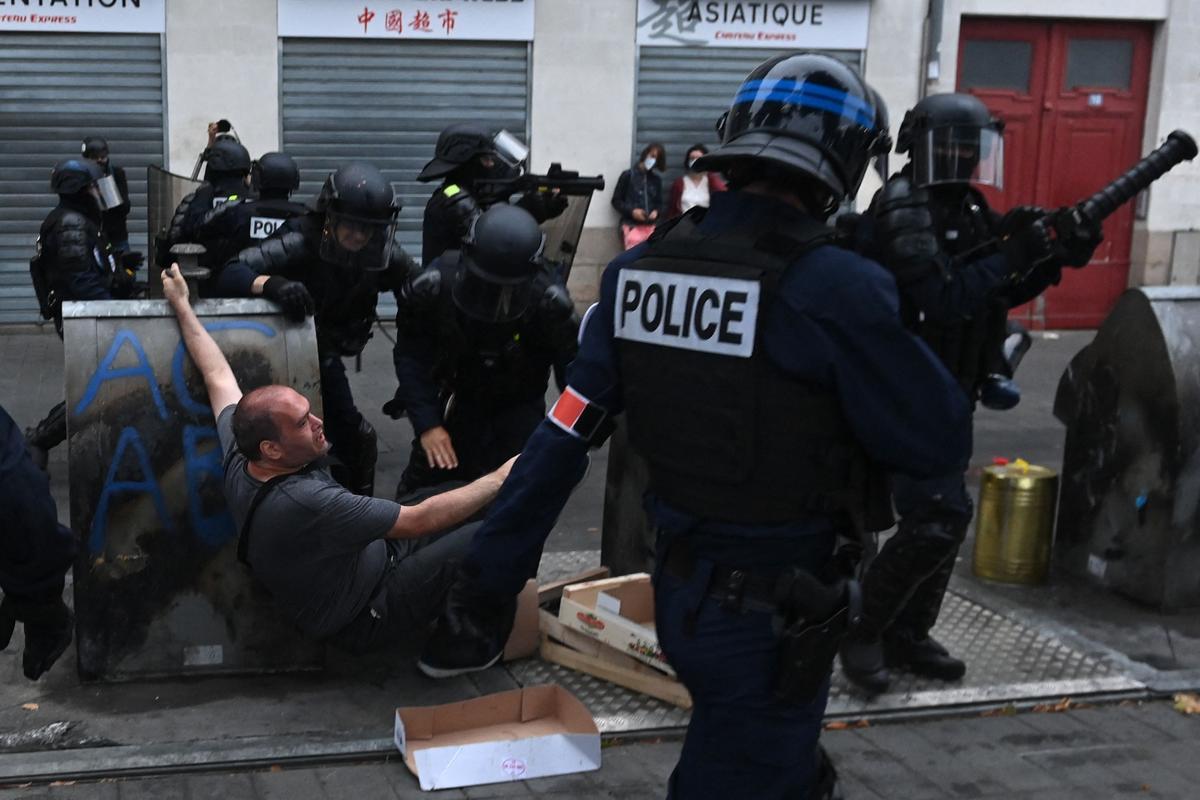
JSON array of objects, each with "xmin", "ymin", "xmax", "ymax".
[
  {"xmin": 611, "ymin": 142, "xmax": 666, "ymax": 249},
  {"xmin": 668, "ymin": 143, "xmax": 728, "ymax": 218}
]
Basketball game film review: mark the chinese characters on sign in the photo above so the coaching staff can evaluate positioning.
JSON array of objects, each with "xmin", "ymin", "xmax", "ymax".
[
  {"xmin": 277, "ymin": 0, "xmax": 535, "ymax": 42},
  {"xmin": 635, "ymin": 0, "xmax": 870, "ymax": 50},
  {"xmin": 358, "ymin": 6, "xmax": 375, "ymax": 33}
]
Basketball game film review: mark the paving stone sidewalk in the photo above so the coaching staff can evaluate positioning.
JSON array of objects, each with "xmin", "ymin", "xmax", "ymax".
[{"xmin": 2, "ymin": 699, "xmax": 1198, "ymax": 799}]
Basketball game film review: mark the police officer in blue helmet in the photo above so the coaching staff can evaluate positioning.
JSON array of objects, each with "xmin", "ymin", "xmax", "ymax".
[{"xmin": 417, "ymin": 53, "xmax": 971, "ymax": 798}]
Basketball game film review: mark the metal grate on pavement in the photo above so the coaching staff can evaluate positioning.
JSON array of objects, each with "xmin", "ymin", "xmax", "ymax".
[{"xmin": 518, "ymin": 550, "xmax": 1144, "ymax": 732}]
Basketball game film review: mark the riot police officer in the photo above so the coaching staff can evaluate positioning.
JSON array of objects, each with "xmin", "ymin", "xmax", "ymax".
[
  {"xmin": 156, "ymin": 138, "xmax": 253, "ymax": 269},
  {"xmin": 391, "ymin": 204, "xmax": 579, "ymax": 499},
  {"xmin": 81, "ymin": 135, "xmax": 136, "ymax": 258},
  {"xmin": 1, "ymin": 403, "xmax": 75, "ymax": 681},
  {"xmin": 417, "ymin": 122, "xmax": 565, "ymax": 265},
  {"xmin": 194, "ymin": 152, "xmax": 308, "ymax": 287},
  {"xmin": 24, "ymin": 158, "xmax": 129, "ymax": 468},
  {"xmin": 216, "ymin": 161, "xmax": 413, "ymax": 496},
  {"xmin": 837, "ymin": 93, "xmax": 1103, "ymax": 694},
  {"xmin": 416, "ymin": 54, "xmax": 972, "ymax": 799}
]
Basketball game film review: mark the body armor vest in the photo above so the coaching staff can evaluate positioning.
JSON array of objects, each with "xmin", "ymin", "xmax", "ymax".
[
  {"xmin": 908, "ymin": 186, "xmax": 1008, "ymax": 399},
  {"xmin": 614, "ymin": 211, "xmax": 873, "ymax": 526},
  {"xmin": 423, "ymin": 254, "xmax": 561, "ymax": 404}
]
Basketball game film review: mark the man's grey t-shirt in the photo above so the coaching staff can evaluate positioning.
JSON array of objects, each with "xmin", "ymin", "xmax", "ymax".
[{"xmin": 216, "ymin": 405, "xmax": 400, "ymax": 638}]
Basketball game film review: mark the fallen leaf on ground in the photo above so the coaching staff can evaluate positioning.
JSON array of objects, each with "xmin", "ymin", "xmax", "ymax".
[
  {"xmin": 981, "ymin": 705, "xmax": 1017, "ymax": 717},
  {"xmin": 20, "ymin": 703, "xmax": 38, "ymax": 711},
  {"xmin": 824, "ymin": 719, "xmax": 869, "ymax": 730},
  {"xmin": 1172, "ymin": 692, "xmax": 1200, "ymax": 715},
  {"xmin": 1032, "ymin": 697, "xmax": 1076, "ymax": 713}
]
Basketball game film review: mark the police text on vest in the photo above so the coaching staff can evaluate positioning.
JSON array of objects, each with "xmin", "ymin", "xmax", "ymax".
[
  {"xmin": 250, "ymin": 216, "xmax": 287, "ymax": 239},
  {"xmin": 614, "ymin": 269, "xmax": 759, "ymax": 357}
]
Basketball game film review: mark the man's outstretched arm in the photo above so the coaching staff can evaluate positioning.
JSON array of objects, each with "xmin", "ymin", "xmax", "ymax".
[{"xmin": 162, "ymin": 264, "xmax": 243, "ymax": 413}]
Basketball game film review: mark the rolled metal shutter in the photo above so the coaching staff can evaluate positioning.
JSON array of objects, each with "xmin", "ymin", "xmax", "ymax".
[
  {"xmin": 0, "ymin": 32, "xmax": 165, "ymax": 325},
  {"xmin": 634, "ymin": 47, "xmax": 863, "ymax": 194},
  {"xmin": 280, "ymin": 38, "xmax": 530, "ymax": 273}
]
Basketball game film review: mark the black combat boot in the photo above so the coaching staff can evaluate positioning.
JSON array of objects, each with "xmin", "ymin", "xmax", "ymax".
[
  {"xmin": 883, "ymin": 630, "xmax": 965, "ymax": 681},
  {"xmin": 0, "ymin": 587, "xmax": 74, "ymax": 681},
  {"xmin": 839, "ymin": 629, "xmax": 891, "ymax": 695},
  {"xmin": 879, "ymin": 533, "xmax": 967, "ymax": 681}
]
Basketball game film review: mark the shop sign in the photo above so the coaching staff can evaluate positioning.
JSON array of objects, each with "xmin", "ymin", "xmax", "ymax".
[
  {"xmin": 636, "ymin": 0, "xmax": 869, "ymax": 49},
  {"xmin": 0, "ymin": 0, "xmax": 164, "ymax": 34},
  {"xmin": 278, "ymin": 0, "xmax": 535, "ymax": 41}
]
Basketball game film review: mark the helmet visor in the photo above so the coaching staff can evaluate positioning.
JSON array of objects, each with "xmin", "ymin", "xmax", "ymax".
[
  {"xmin": 452, "ymin": 264, "xmax": 534, "ymax": 323},
  {"xmin": 321, "ymin": 210, "xmax": 397, "ymax": 271},
  {"xmin": 492, "ymin": 130, "xmax": 530, "ymax": 168},
  {"xmin": 914, "ymin": 125, "xmax": 1004, "ymax": 189},
  {"xmin": 95, "ymin": 174, "xmax": 124, "ymax": 211}
]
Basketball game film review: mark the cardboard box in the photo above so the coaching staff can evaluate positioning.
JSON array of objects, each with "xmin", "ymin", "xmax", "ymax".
[
  {"xmin": 394, "ymin": 685, "xmax": 601, "ymax": 791},
  {"xmin": 557, "ymin": 573, "xmax": 675, "ymax": 676}
]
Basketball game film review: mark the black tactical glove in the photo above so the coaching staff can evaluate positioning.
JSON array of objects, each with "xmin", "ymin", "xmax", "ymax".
[
  {"xmin": 517, "ymin": 189, "xmax": 569, "ymax": 223},
  {"xmin": 381, "ymin": 389, "xmax": 406, "ymax": 419},
  {"xmin": 0, "ymin": 591, "xmax": 74, "ymax": 681},
  {"xmin": 1045, "ymin": 208, "xmax": 1104, "ymax": 268},
  {"xmin": 262, "ymin": 276, "xmax": 315, "ymax": 322},
  {"xmin": 997, "ymin": 205, "xmax": 1055, "ymax": 278},
  {"xmin": 871, "ymin": 177, "xmax": 941, "ymax": 285}
]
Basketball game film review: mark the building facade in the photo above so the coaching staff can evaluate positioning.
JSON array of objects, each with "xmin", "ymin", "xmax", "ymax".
[{"xmin": 1, "ymin": 0, "xmax": 1195, "ymax": 326}]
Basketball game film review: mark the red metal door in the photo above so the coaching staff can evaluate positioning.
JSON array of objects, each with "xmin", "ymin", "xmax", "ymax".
[{"xmin": 958, "ymin": 18, "xmax": 1153, "ymax": 329}]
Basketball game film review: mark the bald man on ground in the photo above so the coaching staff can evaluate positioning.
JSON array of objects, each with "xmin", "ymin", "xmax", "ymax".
[{"xmin": 162, "ymin": 264, "xmax": 514, "ymax": 654}]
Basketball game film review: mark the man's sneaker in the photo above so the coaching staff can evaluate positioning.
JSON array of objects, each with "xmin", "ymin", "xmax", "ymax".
[
  {"xmin": 883, "ymin": 633, "xmax": 966, "ymax": 681},
  {"xmin": 839, "ymin": 631, "xmax": 891, "ymax": 695},
  {"xmin": 418, "ymin": 594, "xmax": 516, "ymax": 679}
]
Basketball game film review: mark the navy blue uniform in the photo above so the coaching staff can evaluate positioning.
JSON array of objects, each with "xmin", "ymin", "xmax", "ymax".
[
  {"xmin": 459, "ymin": 191, "xmax": 970, "ymax": 797},
  {"xmin": 0, "ymin": 404, "xmax": 74, "ymax": 597}
]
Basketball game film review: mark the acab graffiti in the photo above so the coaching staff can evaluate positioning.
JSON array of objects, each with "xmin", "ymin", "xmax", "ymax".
[{"xmin": 73, "ymin": 321, "xmax": 276, "ymax": 556}]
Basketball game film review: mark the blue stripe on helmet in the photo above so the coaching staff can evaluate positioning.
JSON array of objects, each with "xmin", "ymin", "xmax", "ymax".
[
  {"xmin": 739, "ymin": 78, "xmax": 875, "ymax": 117},
  {"xmin": 735, "ymin": 78, "xmax": 876, "ymax": 128},
  {"xmin": 733, "ymin": 87, "xmax": 875, "ymax": 129}
]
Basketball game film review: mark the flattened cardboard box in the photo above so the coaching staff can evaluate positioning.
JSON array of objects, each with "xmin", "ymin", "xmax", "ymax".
[
  {"xmin": 394, "ymin": 685, "xmax": 601, "ymax": 791},
  {"xmin": 558, "ymin": 573, "xmax": 675, "ymax": 676}
]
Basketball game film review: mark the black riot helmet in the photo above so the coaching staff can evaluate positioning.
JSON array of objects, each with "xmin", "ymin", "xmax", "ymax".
[
  {"xmin": 81, "ymin": 135, "xmax": 109, "ymax": 163},
  {"xmin": 313, "ymin": 161, "xmax": 400, "ymax": 271},
  {"xmin": 50, "ymin": 157, "xmax": 119, "ymax": 210},
  {"xmin": 204, "ymin": 138, "xmax": 252, "ymax": 181},
  {"xmin": 695, "ymin": 52, "xmax": 889, "ymax": 215},
  {"xmin": 896, "ymin": 93, "xmax": 1005, "ymax": 189},
  {"xmin": 453, "ymin": 204, "xmax": 546, "ymax": 323},
  {"xmin": 251, "ymin": 152, "xmax": 300, "ymax": 197},
  {"xmin": 417, "ymin": 122, "xmax": 530, "ymax": 183}
]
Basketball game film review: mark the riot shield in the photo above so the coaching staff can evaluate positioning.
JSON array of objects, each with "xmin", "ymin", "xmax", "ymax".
[
  {"xmin": 540, "ymin": 193, "xmax": 593, "ymax": 284},
  {"xmin": 147, "ymin": 165, "xmax": 203, "ymax": 296}
]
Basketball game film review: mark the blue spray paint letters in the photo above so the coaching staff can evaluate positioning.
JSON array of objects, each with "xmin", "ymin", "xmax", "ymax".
[
  {"xmin": 75, "ymin": 329, "xmax": 169, "ymax": 420},
  {"xmin": 183, "ymin": 424, "xmax": 236, "ymax": 547},
  {"xmin": 171, "ymin": 321, "xmax": 277, "ymax": 416},
  {"xmin": 90, "ymin": 426, "xmax": 174, "ymax": 555}
]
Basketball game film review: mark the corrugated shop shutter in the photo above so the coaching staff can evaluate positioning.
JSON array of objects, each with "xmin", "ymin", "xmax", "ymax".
[
  {"xmin": 280, "ymin": 38, "xmax": 530, "ymax": 274},
  {"xmin": 634, "ymin": 47, "xmax": 863, "ymax": 194},
  {"xmin": 0, "ymin": 32, "xmax": 165, "ymax": 325}
]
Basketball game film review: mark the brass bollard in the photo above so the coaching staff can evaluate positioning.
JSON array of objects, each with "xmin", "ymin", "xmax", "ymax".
[{"xmin": 972, "ymin": 458, "xmax": 1058, "ymax": 585}]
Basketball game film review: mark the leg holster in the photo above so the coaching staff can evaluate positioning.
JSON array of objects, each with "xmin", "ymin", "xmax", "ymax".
[{"xmin": 774, "ymin": 575, "xmax": 861, "ymax": 705}]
